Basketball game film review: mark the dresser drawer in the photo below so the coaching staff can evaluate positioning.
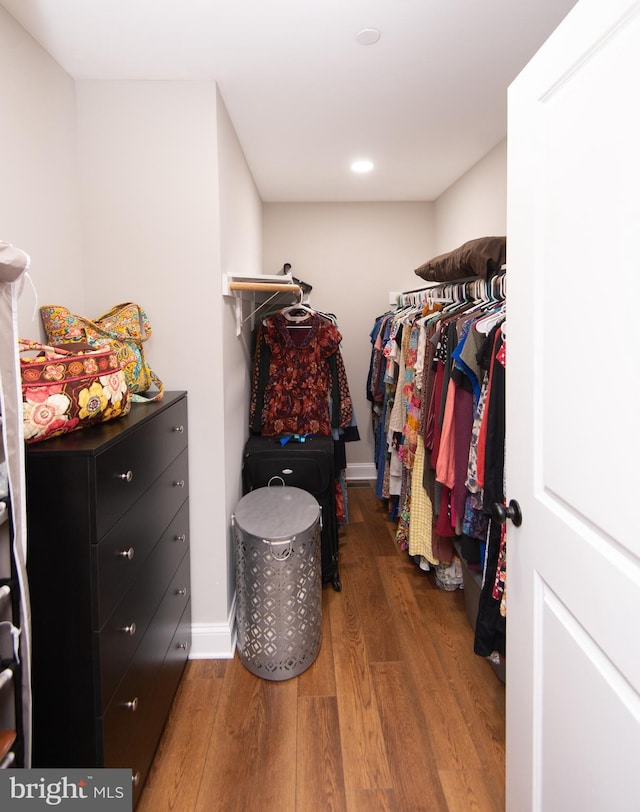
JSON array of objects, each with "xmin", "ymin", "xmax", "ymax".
[
  {"xmin": 94, "ymin": 453, "xmax": 189, "ymax": 627},
  {"xmin": 102, "ymin": 602, "xmax": 191, "ymax": 808},
  {"xmin": 26, "ymin": 392, "xmax": 191, "ymax": 787},
  {"xmin": 99, "ymin": 533, "xmax": 190, "ymax": 708},
  {"xmin": 152, "ymin": 600, "xmax": 191, "ymax": 731},
  {"xmin": 95, "ymin": 397, "xmax": 188, "ymax": 538},
  {"xmin": 102, "ymin": 554, "xmax": 190, "ymax": 792}
]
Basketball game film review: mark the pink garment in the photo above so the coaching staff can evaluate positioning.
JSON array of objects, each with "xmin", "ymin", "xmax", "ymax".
[{"xmin": 435, "ymin": 378, "xmax": 457, "ymax": 489}]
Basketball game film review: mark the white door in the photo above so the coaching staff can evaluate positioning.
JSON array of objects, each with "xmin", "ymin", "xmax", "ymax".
[{"xmin": 506, "ymin": 1, "xmax": 640, "ymax": 809}]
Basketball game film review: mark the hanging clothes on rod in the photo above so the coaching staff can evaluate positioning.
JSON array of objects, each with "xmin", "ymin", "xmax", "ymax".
[{"xmin": 367, "ymin": 270, "xmax": 506, "ymax": 658}]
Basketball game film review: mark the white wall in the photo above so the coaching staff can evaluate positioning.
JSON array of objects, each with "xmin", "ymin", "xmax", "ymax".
[
  {"xmin": 74, "ymin": 81, "xmax": 264, "ymax": 657},
  {"xmin": 434, "ymin": 138, "xmax": 507, "ymax": 254},
  {"xmin": 0, "ymin": 6, "xmax": 83, "ymax": 332},
  {"xmin": 216, "ymin": 87, "xmax": 264, "ymax": 606},
  {"xmin": 75, "ymin": 79, "xmax": 236, "ymax": 655},
  {"xmin": 262, "ymin": 202, "xmax": 435, "ymax": 473}
]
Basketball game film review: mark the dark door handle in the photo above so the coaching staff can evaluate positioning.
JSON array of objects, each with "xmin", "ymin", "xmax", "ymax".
[{"xmin": 491, "ymin": 499, "xmax": 523, "ymax": 527}]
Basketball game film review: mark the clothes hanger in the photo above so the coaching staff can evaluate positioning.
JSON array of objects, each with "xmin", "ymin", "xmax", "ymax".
[
  {"xmin": 474, "ymin": 301, "xmax": 506, "ymax": 334},
  {"xmin": 259, "ymin": 287, "xmax": 314, "ymax": 328},
  {"xmin": 471, "ymin": 272, "xmax": 507, "ymax": 330},
  {"xmin": 280, "ymin": 303, "xmax": 315, "ymax": 322},
  {"xmin": 278, "ymin": 286, "xmax": 317, "ymax": 324}
]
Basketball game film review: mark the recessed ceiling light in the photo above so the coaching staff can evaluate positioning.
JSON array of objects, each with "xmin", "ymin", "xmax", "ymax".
[
  {"xmin": 351, "ymin": 159, "xmax": 374, "ymax": 173},
  {"xmin": 356, "ymin": 28, "xmax": 381, "ymax": 46}
]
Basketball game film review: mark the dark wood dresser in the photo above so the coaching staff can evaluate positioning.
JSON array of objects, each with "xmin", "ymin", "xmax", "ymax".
[{"xmin": 26, "ymin": 390, "xmax": 190, "ymax": 804}]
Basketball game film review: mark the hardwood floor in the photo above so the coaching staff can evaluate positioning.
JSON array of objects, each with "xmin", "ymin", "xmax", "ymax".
[{"xmin": 138, "ymin": 482, "xmax": 505, "ymax": 811}]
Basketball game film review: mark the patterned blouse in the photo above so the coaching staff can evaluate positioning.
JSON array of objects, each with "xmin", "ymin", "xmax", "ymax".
[{"xmin": 250, "ymin": 312, "xmax": 353, "ymax": 436}]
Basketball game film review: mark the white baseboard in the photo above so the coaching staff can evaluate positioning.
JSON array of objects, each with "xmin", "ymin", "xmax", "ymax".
[
  {"xmin": 345, "ymin": 462, "xmax": 376, "ymax": 481},
  {"xmin": 189, "ymin": 593, "xmax": 237, "ymax": 660}
]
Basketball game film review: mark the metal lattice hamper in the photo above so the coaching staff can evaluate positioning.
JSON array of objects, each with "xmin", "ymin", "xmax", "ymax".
[{"xmin": 232, "ymin": 485, "xmax": 322, "ymax": 680}]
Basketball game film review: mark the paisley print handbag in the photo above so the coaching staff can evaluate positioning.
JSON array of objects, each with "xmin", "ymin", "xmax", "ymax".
[
  {"xmin": 20, "ymin": 340, "xmax": 131, "ymax": 444},
  {"xmin": 39, "ymin": 302, "xmax": 163, "ymax": 402}
]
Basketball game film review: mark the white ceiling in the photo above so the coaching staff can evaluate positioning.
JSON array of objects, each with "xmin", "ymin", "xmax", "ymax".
[{"xmin": 1, "ymin": 0, "xmax": 578, "ymax": 202}]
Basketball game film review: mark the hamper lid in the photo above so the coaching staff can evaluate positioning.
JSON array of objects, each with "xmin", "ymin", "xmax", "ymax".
[{"xmin": 234, "ymin": 486, "xmax": 320, "ymax": 539}]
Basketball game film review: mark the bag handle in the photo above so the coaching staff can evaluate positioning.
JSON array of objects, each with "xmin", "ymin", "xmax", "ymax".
[
  {"xmin": 42, "ymin": 306, "xmax": 140, "ymax": 346},
  {"xmin": 39, "ymin": 305, "xmax": 164, "ymax": 402},
  {"xmin": 95, "ymin": 302, "xmax": 152, "ymax": 342},
  {"xmin": 130, "ymin": 368, "xmax": 164, "ymax": 403},
  {"xmin": 42, "ymin": 306, "xmax": 152, "ymax": 352},
  {"xmin": 18, "ymin": 339, "xmax": 99, "ymax": 359},
  {"xmin": 78, "ymin": 314, "xmax": 131, "ymax": 344}
]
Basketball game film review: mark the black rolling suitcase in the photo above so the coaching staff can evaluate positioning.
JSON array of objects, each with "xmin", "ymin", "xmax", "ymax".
[{"xmin": 242, "ymin": 434, "xmax": 342, "ymax": 591}]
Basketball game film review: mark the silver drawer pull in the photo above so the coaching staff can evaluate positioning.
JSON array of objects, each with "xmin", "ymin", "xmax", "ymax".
[
  {"xmin": 173, "ymin": 425, "xmax": 184, "ymax": 433},
  {"xmin": 176, "ymin": 587, "xmax": 187, "ymax": 597},
  {"xmin": 177, "ymin": 641, "xmax": 189, "ymax": 651},
  {"xmin": 174, "ymin": 533, "xmax": 187, "ymax": 543},
  {"xmin": 118, "ymin": 547, "xmax": 135, "ymax": 560},
  {"xmin": 119, "ymin": 470, "xmax": 133, "ymax": 483},
  {"xmin": 173, "ymin": 479, "xmax": 185, "ymax": 488},
  {"xmin": 132, "ymin": 772, "xmax": 140, "ymax": 787},
  {"xmin": 123, "ymin": 697, "xmax": 139, "ymax": 712},
  {"xmin": 120, "ymin": 622, "xmax": 137, "ymax": 637}
]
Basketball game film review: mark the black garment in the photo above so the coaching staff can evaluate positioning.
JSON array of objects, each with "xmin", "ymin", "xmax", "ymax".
[
  {"xmin": 474, "ymin": 325, "xmax": 506, "ymax": 658},
  {"xmin": 474, "ymin": 519, "xmax": 506, "ymax": 658},
  {"xmin": 482, "ymin": 329, "xmax": 505, "ymax": 513}
]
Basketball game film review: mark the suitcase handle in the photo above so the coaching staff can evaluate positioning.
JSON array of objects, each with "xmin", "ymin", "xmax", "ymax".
[{"xmin": 267, "ymin": 476, "xmax": 286, "ymax": 488}]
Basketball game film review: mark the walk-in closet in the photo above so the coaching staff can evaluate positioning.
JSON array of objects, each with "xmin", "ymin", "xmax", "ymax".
[{"xmin": 1, "ymin": 1, "xmax": 637, "ymax": 810}]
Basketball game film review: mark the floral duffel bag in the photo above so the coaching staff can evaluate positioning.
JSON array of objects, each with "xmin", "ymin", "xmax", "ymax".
[
  {"xmin": 20, "ymin": 339, "xmax": 131, "ymax": 444},
  {"xmin": 39, "ymin": 302, "xmax": 163, "ymax": 403}
]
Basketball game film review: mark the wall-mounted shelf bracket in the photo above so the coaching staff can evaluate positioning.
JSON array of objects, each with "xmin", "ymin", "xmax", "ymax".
[{"xmin": 222, "ymin": 273, "xmax": 302, "ymax": 336}]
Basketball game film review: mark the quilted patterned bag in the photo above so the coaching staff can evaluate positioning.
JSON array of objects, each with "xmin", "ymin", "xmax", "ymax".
[
  {"xmin": 40, "ymin": 303, "xmax": 164, "ymax": 402},
  {"xmin": 20, "ymin": 340, "xmax": 131, "ymax": 444}
]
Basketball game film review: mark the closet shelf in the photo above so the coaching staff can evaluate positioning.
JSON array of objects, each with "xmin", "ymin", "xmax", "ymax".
[
  {"xmin": 222, "ymin": 273, "xmax": 302, "ymax": 336},
  {"xmin": 222, "ymin": 273, "xmax": 301, "ymax": 297}
]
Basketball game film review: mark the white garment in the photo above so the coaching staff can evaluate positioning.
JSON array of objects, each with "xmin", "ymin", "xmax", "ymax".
[{"xmin": 0, "ymin": 240, "xmax": 33, "ymax": 765}]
